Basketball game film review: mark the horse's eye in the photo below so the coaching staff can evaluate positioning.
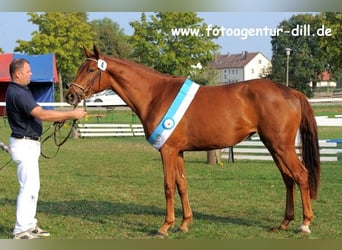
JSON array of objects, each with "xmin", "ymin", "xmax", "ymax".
[{"xmin": 87, "ymin": 67, "xmax": 96, "ymax": 73}]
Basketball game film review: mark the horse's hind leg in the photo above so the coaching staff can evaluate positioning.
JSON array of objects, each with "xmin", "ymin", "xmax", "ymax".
[
  {"xmin": 277, "ymin": 172, "xmax": 296, "ymax": 231},
  {"xmin": 272, "ymin": 149, "xmax": 314, "ymax": 233}
]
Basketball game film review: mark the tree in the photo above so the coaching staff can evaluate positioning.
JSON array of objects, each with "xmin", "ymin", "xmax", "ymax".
[
  {"xmin": 270, "ymin": 13, "xmax": 328, "ymax": 96},
  {"xmin": 129, "ymin": 12, "xmax": 220, "ymax": 77},
  {"xmin": 0, "ymin": 48, "xmax": 3, "ymax": 53},
  {"xmin": 320, "ymin": 12, "xmax": 342, "ymax": 83},
  {"xmin": 14, "ymin": 12, "xmax": 96, "ymax": 86},
  {"xmin": 89, "ymin": 17, "xmax": 132, "ymax": 59}
]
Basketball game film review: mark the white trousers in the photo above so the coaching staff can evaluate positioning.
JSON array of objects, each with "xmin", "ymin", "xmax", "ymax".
[{"xmin": 9, "ymin": 137, "xmax": 41, "ymax": 234}]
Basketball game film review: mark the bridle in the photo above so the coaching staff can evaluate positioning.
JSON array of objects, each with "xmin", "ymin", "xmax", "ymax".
[{"xmin": 68, "ymin": 57, "xmax": 108, "ymax": 102}]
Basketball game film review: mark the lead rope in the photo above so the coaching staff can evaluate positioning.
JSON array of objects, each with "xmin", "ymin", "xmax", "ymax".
[
  {"xmin": 40, "ymin": 100, "xmax": 87, "ymax": 159},
  {"xmin": 40, "ymin": 120, "xmax": 76, "ymax": 159},
  {"xmin": 0, "ymin": 158, "xmax": 11, "ymax": 171},
  {"xmin": 0, "ymin": 142, "xmax": 11, "ymax": 171}
]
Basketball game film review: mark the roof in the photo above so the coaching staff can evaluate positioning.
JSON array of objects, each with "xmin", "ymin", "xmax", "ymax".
[
  {"xmin": 209, "ymin": 52, "xmax": 260, "ymax": 69},
  {"xmin": 0, "ymin": 53, "xmax": 59, "ymax": 83},
  {"xmin": 318, "ymin": 70, "xmax": 331, "ymax": 81}
]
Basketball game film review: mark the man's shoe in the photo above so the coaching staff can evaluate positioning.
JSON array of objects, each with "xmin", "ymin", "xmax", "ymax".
[
  {"xmin": 13, "ymin": 230, "xmax": 40, "ymax": 239},
  {"xmin": 31, "ymin": 226, "xmax": 50, "ymax": 237}
]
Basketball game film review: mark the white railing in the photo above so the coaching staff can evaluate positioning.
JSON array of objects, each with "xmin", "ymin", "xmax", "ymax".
[
  {"xmin": 315, "ymin": 115, "xmax": 342, "ymax": 126},
  {"xmin": 77, "ymin": 123, "xmax": 144, "ymax": 137},
  {"xmin": 221, "ymin": 139, "xmax": 340, "ymax": 162},
  {"xmin": 309, "ymin": 98, "xmax": 342, "ymax": 103}
]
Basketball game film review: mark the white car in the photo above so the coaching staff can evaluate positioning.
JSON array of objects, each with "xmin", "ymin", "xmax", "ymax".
[{"xmin": 86, "ymin": 90, "xmax": 126, "ymax": 106}]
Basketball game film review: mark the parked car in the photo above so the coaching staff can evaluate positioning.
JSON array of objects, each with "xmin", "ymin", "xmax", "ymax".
[{"xmin": 86, "ymin": 90, "xmax": 126, "ymax": 106}]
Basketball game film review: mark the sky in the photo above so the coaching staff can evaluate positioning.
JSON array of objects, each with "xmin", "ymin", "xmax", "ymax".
[{"xmin": 0, "ymin": 12, "xmax": 311, "ymax": 60}]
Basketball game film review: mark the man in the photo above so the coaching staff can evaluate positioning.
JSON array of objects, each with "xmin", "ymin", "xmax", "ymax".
[{"xmin": 5, "ymin": 58, "xmax": 87, "ymax": 239}]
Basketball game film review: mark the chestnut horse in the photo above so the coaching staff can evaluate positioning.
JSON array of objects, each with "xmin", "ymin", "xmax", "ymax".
[{"xmin": 65, "ymin": 46, "xmax": 320, "ymax": 236}]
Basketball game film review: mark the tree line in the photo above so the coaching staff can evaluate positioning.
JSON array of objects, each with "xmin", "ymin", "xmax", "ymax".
[{"xmin": 1, "ymin": 12, "xmax": 341, "ymax": 98}]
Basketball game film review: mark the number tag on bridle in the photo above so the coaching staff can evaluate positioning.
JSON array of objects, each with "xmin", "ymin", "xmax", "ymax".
[{"xmin": 97, "ymin": 59, "xmax": 107, "ymax": 71}]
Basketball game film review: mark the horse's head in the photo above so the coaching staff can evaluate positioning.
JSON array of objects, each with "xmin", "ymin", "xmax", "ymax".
[{"xmin": 65, "ymin": 45, "xmax": 112, "ymax": 105}]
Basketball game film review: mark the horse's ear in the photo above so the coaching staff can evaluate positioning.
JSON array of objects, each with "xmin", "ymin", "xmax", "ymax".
[
  {"xmin": 93, "ymin": 44, "xmax": 101, "ymax": 59},
  {"xmin": 84, "ymin": 46, "xmax": 93, "ymax": 58}
]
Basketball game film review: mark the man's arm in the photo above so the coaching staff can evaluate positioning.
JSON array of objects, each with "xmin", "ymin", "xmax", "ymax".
[{"xmin": 31, "ymin": 106, "xmax": 87, "ymax": 122}]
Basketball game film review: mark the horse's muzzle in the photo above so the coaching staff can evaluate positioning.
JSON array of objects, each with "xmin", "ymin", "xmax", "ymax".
[{"xmin": 65, "ymin": 91, "xmax": 81, "ymax": 106}]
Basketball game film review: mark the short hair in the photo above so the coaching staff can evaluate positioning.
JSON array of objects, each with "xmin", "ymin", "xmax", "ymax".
[{"xmin": 9, "ymin": 58, "xmax": 30, "ymax": 78}]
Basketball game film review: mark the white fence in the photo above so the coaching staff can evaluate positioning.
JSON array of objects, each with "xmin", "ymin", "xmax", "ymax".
[
  {"xmin": 221, "ymin": 139, "xmax": 339, "ymax": 162},
  {"xmin": 77, "ymin": 124, "xmax": 145, "ymax": 137},
  {"xmin": 315, "ymin": 115, "xmax": 342, "ymax": 126}
]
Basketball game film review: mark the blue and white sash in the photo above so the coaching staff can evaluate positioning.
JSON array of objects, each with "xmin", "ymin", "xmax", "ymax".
[{"xmin": 148, "ymin": 79, "xmax": 200, "ymax": 150}]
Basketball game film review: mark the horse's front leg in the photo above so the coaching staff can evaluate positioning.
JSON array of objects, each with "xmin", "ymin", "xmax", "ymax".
[
  {"xmin": 176, "ymin": 151, "xmax": 192, "ymax": 233},
  {"xmin": 157, "ymin": 148, "xmax": 178, "ymax": 237}
]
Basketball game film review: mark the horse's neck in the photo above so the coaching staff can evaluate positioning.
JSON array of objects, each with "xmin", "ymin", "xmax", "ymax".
[{"xmin": 107, "ymin": 59, "xmax": 184, "ymax": 124}]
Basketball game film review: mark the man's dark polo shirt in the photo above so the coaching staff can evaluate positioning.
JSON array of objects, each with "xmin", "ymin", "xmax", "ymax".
[{"xmin": 5, "ymin": 82, "xmax": 42, "ymax": 138}]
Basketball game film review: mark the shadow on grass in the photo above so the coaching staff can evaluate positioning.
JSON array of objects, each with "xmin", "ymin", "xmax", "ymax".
[{"xmin": 1, "ymin": 198, "xmax": 271, "ymax": 237}]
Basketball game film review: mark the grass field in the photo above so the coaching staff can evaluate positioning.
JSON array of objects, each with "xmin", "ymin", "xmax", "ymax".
[{"xmin": 0, "ymin": 104, "xmax": 341, "ymax": 239}]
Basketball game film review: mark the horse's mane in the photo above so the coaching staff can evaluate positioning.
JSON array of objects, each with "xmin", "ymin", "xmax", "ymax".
[{"xmin": 103, "ymin": 55, "xmax": 181, "ymax": 80}]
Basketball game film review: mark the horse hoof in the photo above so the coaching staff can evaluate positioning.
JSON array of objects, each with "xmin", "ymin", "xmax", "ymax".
[
  {"xmin": 271, "ymin": 225, "xmax": 288, "ymax": 232},
  {"xmin": 178, "ymin": 226, "xmax": 189, "ymax": 233},
  {"xmin": 156, "ymin": 230, "xmax": 168, "ymax": 238},
  {"xmin": 299, "ymin": 225, "xmax": 311, "ymax": 234}
]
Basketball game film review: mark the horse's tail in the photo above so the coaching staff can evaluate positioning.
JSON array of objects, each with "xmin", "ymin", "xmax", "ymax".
[{"xmin": 298, "ymin": 93, "xmax": 321, "ymax": 200}]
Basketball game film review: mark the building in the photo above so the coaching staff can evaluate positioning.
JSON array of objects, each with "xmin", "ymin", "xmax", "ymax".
[
  {"xmin": 209, "ymin": 51, "xmax": 271, "ymax": 84},
  {"xmin": 309, "ymin": 70, "xmax": 336, "ymax": 88}
]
